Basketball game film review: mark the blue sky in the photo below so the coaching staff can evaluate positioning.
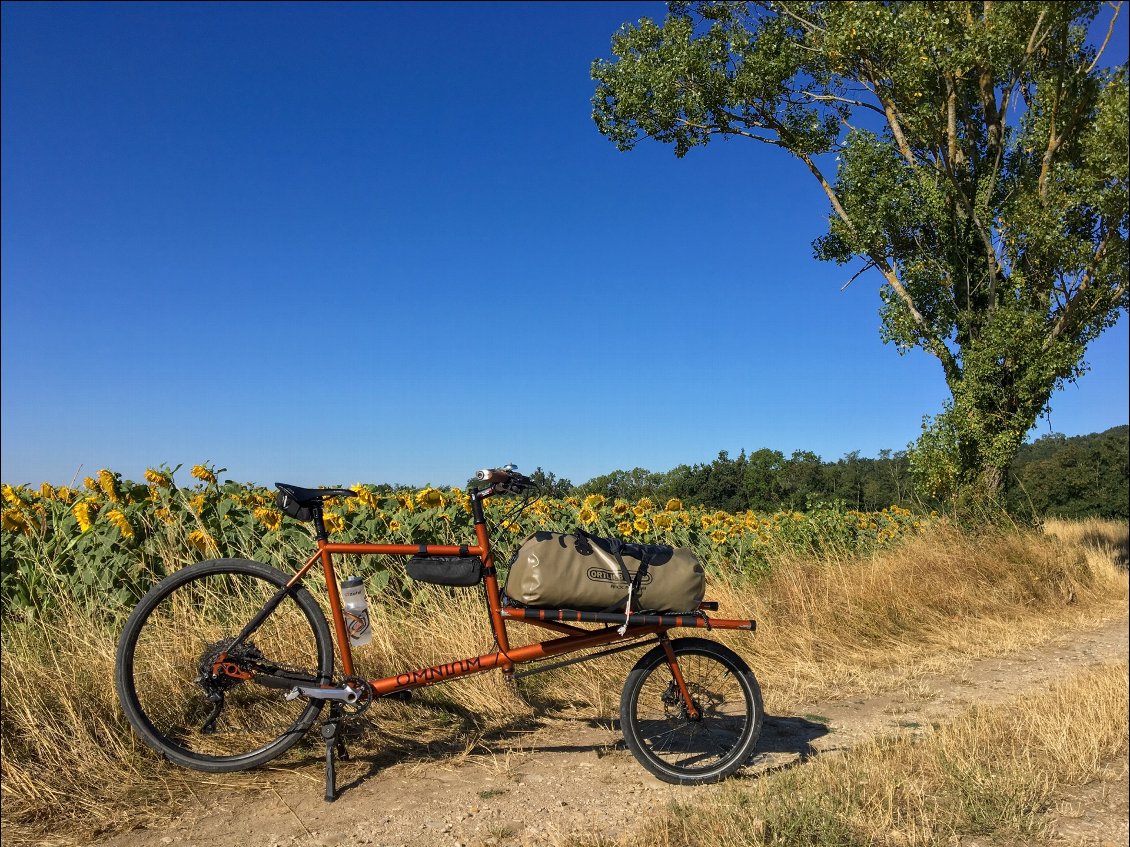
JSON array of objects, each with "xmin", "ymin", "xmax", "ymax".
[{"xmin": 2, "ymin": 1, "xmax": 1127, "ymax": 489}]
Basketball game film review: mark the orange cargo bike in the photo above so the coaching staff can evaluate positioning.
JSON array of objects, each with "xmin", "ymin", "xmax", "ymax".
[{"xmin": 114, "ymin": 466, "xmax": 764, "ymax": 801}]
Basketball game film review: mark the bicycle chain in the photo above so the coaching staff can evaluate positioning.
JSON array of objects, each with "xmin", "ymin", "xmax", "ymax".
[{"xmin": 196, "ymin": 657, "xmax": 375, "ymax": 736}]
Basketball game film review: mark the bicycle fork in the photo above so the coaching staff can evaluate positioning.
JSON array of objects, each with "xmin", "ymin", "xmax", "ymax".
[{"xmin": 659, "ymin": 634, "xmax": 701, "ymax": 720}]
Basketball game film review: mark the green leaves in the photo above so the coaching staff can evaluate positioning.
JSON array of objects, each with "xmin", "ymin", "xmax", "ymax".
[{"xmin": 593, "ymin": 1, "xmax": 1128, "ymax": 501}]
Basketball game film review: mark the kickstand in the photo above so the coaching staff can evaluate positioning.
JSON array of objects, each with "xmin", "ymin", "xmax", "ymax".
[{"xmin": 321, "ymin": 703, "xmax": 349, "ymax": 802}]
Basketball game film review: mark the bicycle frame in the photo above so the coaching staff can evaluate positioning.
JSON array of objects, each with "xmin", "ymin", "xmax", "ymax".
[{"xmin": 279, "ymin": 487, "xmax": 756, "ymax": 702}]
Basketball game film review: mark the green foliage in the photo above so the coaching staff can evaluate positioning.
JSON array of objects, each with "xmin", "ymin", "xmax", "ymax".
[
  {"xmin": 1006, "ymin": 424, "xmax": 1129, "ymax": 518},
  {"xmin": 582, "ymin": 447, "xmax": 915, "ymax": 512},
  {"xmin": 1, "ymin": 469, "xmax": 930, "ymax": 616},
  {"xmin": 593, "ymin": 1, "xmax": 1129, "ymax": 499},
  {"xmin": 577, "ymin": 425, "xmax": 1125, "ymax": 517},
  {"xmin": 3, "ymin": 422, "xmax": 1122, "ymax": 616}
]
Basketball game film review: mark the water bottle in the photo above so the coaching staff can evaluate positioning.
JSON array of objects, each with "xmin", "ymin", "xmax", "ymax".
[{"xmin": 339, "ymin": 576, "xmax": 372, "ymax": 647}]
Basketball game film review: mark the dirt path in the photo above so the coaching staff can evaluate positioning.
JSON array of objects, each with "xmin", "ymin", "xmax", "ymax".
[{"xmin": 97, "ymin": 616, "xmax": 1129, "ymax": 847}]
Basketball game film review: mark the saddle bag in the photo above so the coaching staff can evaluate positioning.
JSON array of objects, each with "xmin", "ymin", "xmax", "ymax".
[
  {"xmin": 504, "ymin": 531, "xmax": 705, "ymax": 613},
  {"xmin": 406, "ymin": 555, "xmax": 482, "ymax": 587}
]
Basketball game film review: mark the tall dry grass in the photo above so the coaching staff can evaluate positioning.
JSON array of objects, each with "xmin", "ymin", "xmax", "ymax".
[
  {"xmin": 538, "ymin": 518, "xmax": 1130, "ymax": 715},
  {"xmin": 593, "ymin": 660, "xmax": 1129, "ymax": 847},
  {"xmin": 1, "ymin": 519, "xmax": 1127, "ymax": 844},
  {"xmin": 717, "ymin": 518, "xmax": 1129, "ymax": 710}
]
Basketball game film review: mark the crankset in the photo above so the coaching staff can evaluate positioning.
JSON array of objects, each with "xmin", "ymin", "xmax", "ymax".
[{"xmin": 285, "ymin": 674, "xmax": 374, "ymax": 716}]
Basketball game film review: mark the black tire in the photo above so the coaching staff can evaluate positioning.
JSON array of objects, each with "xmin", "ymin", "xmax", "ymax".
[
  {"xmin": 115, "ymin": 558, "xmax": 334, "ymax": 772},
  {"xmin": 620, "ymin": 637, "xmax": 763, "ymax": 785}
]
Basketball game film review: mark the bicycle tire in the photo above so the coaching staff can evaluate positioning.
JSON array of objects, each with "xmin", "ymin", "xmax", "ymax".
[
  {"xmin": 115, "ymin": 558, "xmax": 334, "ymax": 772},
  {"xmin": 620, "ymin": 637, "xmax": 763, "ymax": 785}
]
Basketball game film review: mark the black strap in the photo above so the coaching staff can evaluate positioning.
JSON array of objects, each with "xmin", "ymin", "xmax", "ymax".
[{"xmin": 584, "ymin": 532, "xmax": 651, "ymax": 614}]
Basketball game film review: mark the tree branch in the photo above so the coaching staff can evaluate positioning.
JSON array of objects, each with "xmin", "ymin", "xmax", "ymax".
[
  {"xmin": 977, "ymin": 67, "xmax": 1008, "ymax": 305},
  {"xmin": 796, "ymin": 150, "xmax": 853, "ymax": 229},
  {"xmin": 799, "ymin": 90, "xmax": 886, "ymax": 114},
  {"xmin": 874, "ymin": 255, "xmax": 962, "ymax": 384},
  {"xmin": 674, "ymin": 115, "xmax": 782, "ymax": 146},
  {"xmin": 840, "ymin": 261, "xmax": 877, "ymax": 291},
  {"xmin": 945, "ymin": 72, "xmax": 960, "ymax": 168},
  {"xmin": 880, "ymin": 96, "xmax": 917, "ymax": 167},
  {"xmin": 1024, "ymin": 8, "xmax": 1050, "ymax": 57},
  {"xmin": 771, "ymin": 2, "xmax": 825, "ymax": 34},
  {"xmin": 1044, "ymin": 233, "xmax": 1113, "ymax": 348},
  {"xmin": 792, "ymin": 148, "xmax": 961, "ymax": 383},
  {"xmin": 1087, "ymin": 2, "xmax": 1123, "ymax": 73}
]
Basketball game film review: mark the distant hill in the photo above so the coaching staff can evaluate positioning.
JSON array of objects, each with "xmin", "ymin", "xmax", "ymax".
[{"xmin": 1005, "ymin": 425, "xmax": 1129, "ymax": 520}]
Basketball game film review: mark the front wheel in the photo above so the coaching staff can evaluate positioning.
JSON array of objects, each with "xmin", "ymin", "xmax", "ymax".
[
  {"xmin": 620, "ymin": 637, "xmax": 763, "ymax": 785},
  {"xmin": 115, "ymin": 559, "xmax": 334, "ymax": 772}
]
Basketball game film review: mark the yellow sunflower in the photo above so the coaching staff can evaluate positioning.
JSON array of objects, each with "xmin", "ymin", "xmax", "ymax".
[
  {"xmin": 416, "ymin": 488, "xmax": 446, "ymax": 509},
  {"xmin": 145, "ymin": 468, "xmax": 173, "ymax": 488},
  {"xmin": 106, "ymin": 509, "xmax": 134, "ymax": 540},
  {"xmin": 187, "ymin": 529, "xmax": 215, "ymax": 554},
  {"xmin": 190, "ymin": 465, "xmax": 217, "ymax": 485},
  {"xmin": 73, "ymin": 500, "xmax": 99, "ymax": 532},
  {"xmin": 1, "ymin": 508, "xmax": 30, "ymax": 534},
  {"xmin": 98, "ymin": 469, "xmax": 122, "ymax": 503},
  {"xmin": 254, "ymin": 508, "xmax": 283, "ymax": 531}
]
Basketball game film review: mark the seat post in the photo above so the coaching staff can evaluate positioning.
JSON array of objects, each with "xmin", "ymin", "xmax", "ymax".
[{"xmin": 312, "ymin": 504, "xmax": 328, "ymax": 540}]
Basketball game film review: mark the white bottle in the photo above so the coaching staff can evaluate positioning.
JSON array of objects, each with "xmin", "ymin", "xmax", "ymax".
[{"xmin": 339, "ymin": 576, "xmax": 372, "ymax": 647}]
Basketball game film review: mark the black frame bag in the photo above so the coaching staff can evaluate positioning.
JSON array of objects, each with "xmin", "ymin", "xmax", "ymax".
[{"xmin": 406, "ymin": 555, "xmax": 482, "ymax": 587}]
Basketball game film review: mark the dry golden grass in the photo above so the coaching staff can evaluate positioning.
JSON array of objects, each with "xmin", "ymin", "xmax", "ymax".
[
  {"xmin": 717, "ymin": 519, "xmax": 1128, "ymax": 711},
  {"xmin": 1, "ymin": 519, "xmax": 1127, "ymax": 844},
  {"xmin": 1043, "ymin": 516, "xmax": 1130, "ymax": 573},
  {"xmin": 0, "ymin": 602, "xmax": 179, "ymax": 839},
  {"xmin": 592, "ymin": 660, "xmax": 1129, "ymax": 847},
  {"xmin": 540, "ymin": 518, "xmax": 1129, "ymax": 716}
]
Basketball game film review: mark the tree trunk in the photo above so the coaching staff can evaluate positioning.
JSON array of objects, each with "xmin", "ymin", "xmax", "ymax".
[{"xmin": 979, "ymin": 465, "xmax": 1005, "ymax": 499}]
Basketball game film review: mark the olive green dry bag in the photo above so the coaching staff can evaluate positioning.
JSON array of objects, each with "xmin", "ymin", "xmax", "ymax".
[{"xmin": 503, "ymin": 531, "xmax": 705, "ymax": 613}]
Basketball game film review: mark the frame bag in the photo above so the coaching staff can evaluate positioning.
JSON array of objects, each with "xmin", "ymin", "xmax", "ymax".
[
  {"xmin": 504, "ymin": 531, "xmax": 705, "ymax": 613},
  {"xmin": 406, "ymin": 555, "xmax": 482, "ymax": 587}
]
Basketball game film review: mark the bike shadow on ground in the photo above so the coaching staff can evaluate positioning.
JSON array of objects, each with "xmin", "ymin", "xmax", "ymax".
[
  {"xmin": 289, "ymin": 705, "xmax": 831, "ymax": 799},
  {"xmin": 287, "ymin": 699, "xmax": 549, "ymax": 798},
  {"xmin": 742, "ymin": 713, "xmax": 831, "ymax": 776}
]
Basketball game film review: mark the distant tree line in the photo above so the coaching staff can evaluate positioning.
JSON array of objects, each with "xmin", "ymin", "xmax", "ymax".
[
  {"xmin": 524, "ymin": 425, "xmax": 1127, "ymax": 520},
  {"xmin": 1003, "ymin": 425, "xmax": 1128, "ymax": 520}
]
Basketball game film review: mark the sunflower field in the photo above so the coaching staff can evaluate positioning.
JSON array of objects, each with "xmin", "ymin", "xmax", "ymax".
[{"xmin": 1, "ymin": 462, "xmax": 930, "ymax": 616}]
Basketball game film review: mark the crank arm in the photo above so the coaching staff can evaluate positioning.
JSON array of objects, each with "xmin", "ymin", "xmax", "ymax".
[
  {"xmin": 252, "ymin": 672, "xmax": 322, "ymax": 690},
  {"xmin": 285, "ymin": 684, "xmax": 362, "ymax": 703}
]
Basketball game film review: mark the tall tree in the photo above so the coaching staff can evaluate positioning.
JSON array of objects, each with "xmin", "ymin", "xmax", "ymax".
[{"xmin": 592, "ymin": 1, "xmax": 1128, "ymax": 499}]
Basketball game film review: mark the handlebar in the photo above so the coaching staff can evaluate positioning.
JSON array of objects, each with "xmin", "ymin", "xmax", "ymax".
[{"xmin": 474, "ymin": 465, "xmax": 533, "ymax": 494}]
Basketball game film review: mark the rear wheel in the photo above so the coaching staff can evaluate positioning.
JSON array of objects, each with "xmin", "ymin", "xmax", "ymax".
[
  {"xmin": 620, "ymin": 637, "xmax": 763, "ymax": 784},
  {"xmin": 115, "ymin": 559, "xmax": 334, "ymax": 772}
]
